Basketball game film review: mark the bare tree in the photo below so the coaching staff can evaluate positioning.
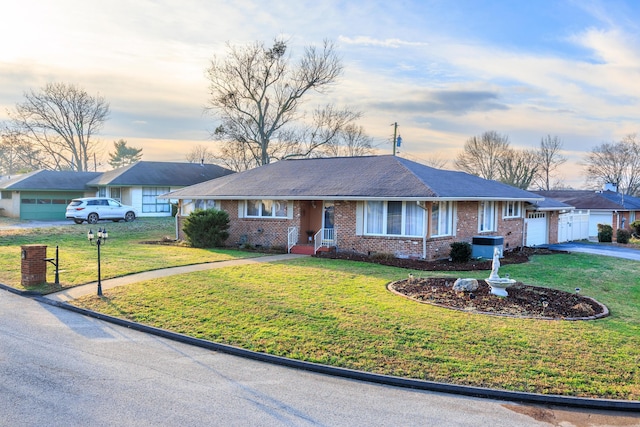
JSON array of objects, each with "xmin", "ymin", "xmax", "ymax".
[
  {"xmin": 0, "ymin": 127, "xmax": 44, "ymax": 175},
  {"xmin": 7, "ymin": 82, "xmax": 109, "ymax": 171},
  {"xmin": 321, "ymin": 123, "xmax": 373, "ymax": 157},
  {"xmin": 584, "ymin": 133, "xmax": 640, "ymax": 195},
  {"xmin": 497, "ymin": 148, "xmax": 539, "ymax": 189},
  {"xmin": 206, "ymin": 38, "xmax": 349, "ymax": 168},
  {"xmin": 215, "ymin": 139, "xmax": 257, "ymax": 172},
  {"xmin": 421, "ymin": 154, "xmax": 449, "ymax": 169},
  {"xmin": 454, "ymin": 131, "xmax": 511, "ymax": 180},
  {"xmin": 185, "ymin": 144, "xmax": 218, "ymax": 164},
  {"xmin": 534, "ymin": 135, "xmax": 566, "ymax": 190}
]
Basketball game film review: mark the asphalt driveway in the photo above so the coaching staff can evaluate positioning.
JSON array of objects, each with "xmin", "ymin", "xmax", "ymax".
[{"xmin": 544, "ymin": 242, "xmax": 640, "ymax": 261}]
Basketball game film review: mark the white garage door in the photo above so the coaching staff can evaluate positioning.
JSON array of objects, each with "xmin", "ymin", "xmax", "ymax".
[
  {"xmin": 526, "ymin": 212, "xmax": 547, "ymax": 246},
  {"xmin": 589, "ymin": 212, "xmax": 612, "ymax": 238}
]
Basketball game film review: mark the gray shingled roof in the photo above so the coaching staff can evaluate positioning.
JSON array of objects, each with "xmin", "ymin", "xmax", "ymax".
[
  {"xmin": 533, "ymin": 190, "xmax": 640, "ymax": 211},
  {"xmin": 87, "ymin": 161, "xmax": 234, "ymax": 187},
  {"xmin": 162, "ymin": 155, "xmax": 544, "ymax": 201},
  {"xmin": 0, "ymin": 170, "xmax": 101, "ymax": 191}
]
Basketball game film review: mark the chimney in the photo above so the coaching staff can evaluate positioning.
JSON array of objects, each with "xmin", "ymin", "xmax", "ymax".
[{"xmin": 604, "ymin": 182, "xmax": 618, "ymax": 192}]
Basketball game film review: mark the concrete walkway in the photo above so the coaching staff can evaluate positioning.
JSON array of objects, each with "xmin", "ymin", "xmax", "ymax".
[
  {"xmin": 544, "ymin": 242, "xmax": 640, "ymax": 261},
  {"xmin": 46, "ymin": 253, "xmax": 307, "ymax": 302}
]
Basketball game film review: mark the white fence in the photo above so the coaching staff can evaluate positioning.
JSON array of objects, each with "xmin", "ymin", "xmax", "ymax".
[{"xmin": 558, "ymin": 212, "xmax": 590, "ymax": 243}]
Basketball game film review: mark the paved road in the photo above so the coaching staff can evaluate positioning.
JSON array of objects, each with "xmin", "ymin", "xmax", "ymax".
[
  {"xmin": 545, "ymin": 242, "xmax": 640, "ymax": 261},
  {"xmin": 6, "ymin": 289, "xmax": 639, "ymax": 426}
]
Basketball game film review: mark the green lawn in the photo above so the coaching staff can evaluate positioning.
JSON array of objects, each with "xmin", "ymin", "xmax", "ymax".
[
  {"xmin": 2, "ymin": 219, "xmax": 639, "ymax": 399},
  {"xmin": 72, "ymin": 253, "xmax": 640, "ymax": 400},
  {"xmin": 0, "ymin": 217, "xmax": 260, "ymax": 292}
]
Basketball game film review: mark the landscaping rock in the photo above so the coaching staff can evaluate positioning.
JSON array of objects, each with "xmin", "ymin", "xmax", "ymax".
[{"xmin": 453, "ymin": 278, "xmax": 479, "ymax": 292}]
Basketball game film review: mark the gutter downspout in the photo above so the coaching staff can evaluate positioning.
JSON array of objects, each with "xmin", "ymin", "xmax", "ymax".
[{"xmin": 417, "ymin": 201, "xmax": 428, "ymax": 259}]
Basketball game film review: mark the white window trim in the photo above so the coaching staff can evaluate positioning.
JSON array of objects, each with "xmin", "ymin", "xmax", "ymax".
[
  {"xmin": 430, "ymin": 201, "xmax": 454, "ymax": 237},
  {"xmin": 502, "ymin": 201, "xmax": 521, "ymax": 219},
  {"xmin": 364, "ymin": 201, "xmax": 425, "ymax": 237},
  {"xmin": 243, "ymin": 200, "xmax": 292, "ymax": 219},
  {"xmin": 479, "ymin": 201, "xmax": 497, "ymax": 232}
]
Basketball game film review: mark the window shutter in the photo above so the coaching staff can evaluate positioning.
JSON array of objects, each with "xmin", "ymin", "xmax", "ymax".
[
  {"xmin": 287, "ymin": 201, "xmax": 294, "ymax": 219},
  {"xmin": 356, "ymin": 201, "xmax": 364, "ymax": 235},
  {"xmin": 237, "ymin": 200, "xmax": 244, "ymax": 218}
]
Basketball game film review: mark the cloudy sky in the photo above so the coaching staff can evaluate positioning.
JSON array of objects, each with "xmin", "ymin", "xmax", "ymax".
[{"xmin": 2, "ymin": 0, "xmax": 640, "ymax": 187}]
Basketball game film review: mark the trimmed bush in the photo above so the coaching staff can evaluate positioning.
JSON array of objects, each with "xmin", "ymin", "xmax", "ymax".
[
  {"xmin": 450, "ymin": 241, "xmax": 472, "ymax": 263},
  {"xmin": 631, "ymin": 220, "xmax": 640, "ymax": 235},
  {"xmin": 182, "ymin": 209, "xmax": 230, "ymax": 248},
  {"xmin": 597, "ymin": 223, "xmax": 613, "ymax": 243},
  {"xmin": 616, "ymin": 228, "xmax": 631, "ymax": 244}
]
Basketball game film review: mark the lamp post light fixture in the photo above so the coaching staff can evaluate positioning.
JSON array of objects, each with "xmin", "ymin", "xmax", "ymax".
[{"xmin": 88, "ymin": 227, "xmax": 108, "ymax": 296}]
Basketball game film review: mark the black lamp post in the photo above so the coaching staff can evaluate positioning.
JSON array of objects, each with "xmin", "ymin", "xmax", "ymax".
[{"xmin": 88, "ymin": 227, "xmax": 108, "ymax": 296}]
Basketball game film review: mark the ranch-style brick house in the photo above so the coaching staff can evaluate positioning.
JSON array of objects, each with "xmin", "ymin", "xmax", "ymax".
[{"xmin": 162, "ymin": 155, "xmax": 556, "ymax": 260}]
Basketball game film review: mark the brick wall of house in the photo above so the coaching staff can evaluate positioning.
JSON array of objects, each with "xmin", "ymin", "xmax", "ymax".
[
  {"xmin": 177, "ymin": 200, "xmax": 301, "ymax": 250},
  {"xmin": 177, "ymin": 199, "xmax": 533, "ymax": 260}
]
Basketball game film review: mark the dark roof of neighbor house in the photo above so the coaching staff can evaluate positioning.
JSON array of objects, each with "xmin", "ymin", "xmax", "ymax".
[
  {"xmin": 87, "ymin": 161, "xmax": 234, "ymax": 187},
  {"xmin": 0, "ymin": 170, "xmax": 101, "ymax": 191},
  {"xmin": 162, "ymin": 155, "xmax": 544, "ymax": 201},
  {"xmin": 533, "ymin": 190, "xmax": 640, "ymax": 211}
]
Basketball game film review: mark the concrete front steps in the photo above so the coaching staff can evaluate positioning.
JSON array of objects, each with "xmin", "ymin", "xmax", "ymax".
[{"xmin": 289, "ymin": 244, "xmax": 333, "ymax": 255}]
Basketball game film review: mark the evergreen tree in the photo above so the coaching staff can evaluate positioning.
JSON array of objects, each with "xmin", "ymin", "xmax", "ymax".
[{"xmin": 108, "ymin": 139, "xmax": 142, "ymax": 169}]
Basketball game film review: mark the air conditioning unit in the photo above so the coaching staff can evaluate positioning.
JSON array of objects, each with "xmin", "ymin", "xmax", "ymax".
[{"xmin": 471, "ymin": 236, "xmax": 504, "ymax": 259}]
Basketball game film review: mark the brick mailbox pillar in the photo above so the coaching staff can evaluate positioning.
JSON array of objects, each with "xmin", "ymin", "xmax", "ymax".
[{"xmin": 21, "ymin": 245, "xmax": 48, "ymax": 287}]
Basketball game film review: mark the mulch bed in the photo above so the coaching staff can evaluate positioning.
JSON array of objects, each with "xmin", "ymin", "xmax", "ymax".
[
  {"xmin": 388, "ymin": 277, "xmax": 607, "ymax": 320},
  {"xmin": 316, "ymin": 247, "xmax": 608, "ymax": 320}
]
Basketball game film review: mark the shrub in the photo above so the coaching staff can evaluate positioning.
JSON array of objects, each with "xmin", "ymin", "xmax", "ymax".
[
  {"xmin": 631, "ymin": 220, "xmax": 640, "ymax": 235},
  {"xmin": 616, "ymin": 228, "xmax": 631, "ymax": 244},
  {"xmin": 450, "ymin": 241, "xmax": 472, "ymax": 263},
  {"xmin": 182, "ymin": 209, "xmax": 230, "ymax": 248},
  {"xmin": 597, "ymin": 223, "xmax": 613, "ymax": 243}
]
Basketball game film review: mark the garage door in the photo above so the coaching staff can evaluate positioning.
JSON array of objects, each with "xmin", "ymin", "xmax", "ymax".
[
  {"xmin": 525, "ymin": 212, "xmax": 547, "ymax": 246},
  {"xmin": 20, "ymin": 192, "xmax": 83, "ymax": 220},
  {"xmin": 589, "ymin": 212, "xmax": 612, "ymax": 238}
]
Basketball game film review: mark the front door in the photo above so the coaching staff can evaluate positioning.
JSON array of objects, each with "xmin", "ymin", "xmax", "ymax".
[{"xmin": 323, "ymin": 201, "xmax": 335, "ymax": 242}]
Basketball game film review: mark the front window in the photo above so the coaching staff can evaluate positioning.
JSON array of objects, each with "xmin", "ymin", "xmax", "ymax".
[
  {"xmin": 365, "ymin": 201, "xmax": 424, "ymax": 237},
  {"xmin": 503, "ymin": 201, "xmax": 521, "ymax": 219},
  {"xmin": 479, "ymin": 201, "xmax": 496, "ymax": 232},
  {"xmin": 245, "ymin": 200, "xmax": 288, "ymax": 218},
  {"xmin": 98, "ymin": 187, "xmax": 107, "ymax": 197},
  {"xmin": 110, "ymin": 187, "xmax": 122, "ymax": 202},
  {"xmin": 142, "ymin": 187, "xmax": 170, "ymax": 213},
  {"xmin": 431, "ymin": 201, "xmax": 453, "ymax": 237}
]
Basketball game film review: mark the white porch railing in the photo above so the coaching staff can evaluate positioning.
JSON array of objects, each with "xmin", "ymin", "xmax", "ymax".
[
  {"xmin": 314, "ymin": 228, "xmax": 336, "ymax": 253},
  {"xmin": 287, "ymin": 226, "xmax": 299, "ymax": 253}
]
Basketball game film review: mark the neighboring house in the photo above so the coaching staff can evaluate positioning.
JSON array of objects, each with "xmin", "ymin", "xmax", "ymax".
[
  {"xmin": 0, "ymin": 162, "xmax": 234, "ymax": 220},
  {"xmin": 534, "ymin": 189, "xmax": 640, "ymax": 240},
  {"xmin": 0, "ymin": 170, "xmax": 101, "ymax": 220},
  {"xmin": 86, "ymin": 161, "xmax": 234, "ymax": 217},
  {"xmin": 162, "ymin": 155, "xmax": 560, "ymax": 260}
]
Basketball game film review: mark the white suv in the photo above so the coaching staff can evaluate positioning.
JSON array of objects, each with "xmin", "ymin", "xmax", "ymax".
[{"xmin": 66, "ymin": 197, "xmax": 138, "ymax": 224}]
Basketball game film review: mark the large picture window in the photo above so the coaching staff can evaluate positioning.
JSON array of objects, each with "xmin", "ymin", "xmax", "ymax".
[
  {"xmin": 365, "ymin": 201, "xmax": 424, "ymax": 237},
  {"xmin": 431, "ymin": 201, "xmax": 453, "ymax": 237},
  {"xmin": 142, "ymin": 187, "xmax": 170, "ymax": 213},
  {"xmin": 245, "ymin": 200, "xmax": 288, "ymax": 218},
  {"xmin": 479, "ymin": 201, "xmax": 497, "ymax": 232}
]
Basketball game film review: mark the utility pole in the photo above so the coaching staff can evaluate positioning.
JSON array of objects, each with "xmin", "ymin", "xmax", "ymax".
[{"xmin": 392, "ymin": 122, "xmax": 398, "ymax": 156}]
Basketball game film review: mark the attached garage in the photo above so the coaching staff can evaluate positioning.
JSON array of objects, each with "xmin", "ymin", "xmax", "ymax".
[
  {"xmin": 589, "ymin": 211, "xmax": 612, "ymax": 238},
  {"xmin": 525, "ymin": 212, "xmax": 547, "ymax": 246},
  {"xmin": 20, "ymin": 191, "xmax": 85, "ymax": 220},
  {"xmin": 0, "ymin": 170, "xmax": 100, "ymax": 220}
]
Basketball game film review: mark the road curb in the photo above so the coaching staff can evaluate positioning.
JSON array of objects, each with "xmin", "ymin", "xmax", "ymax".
[{"xmin": 30, "ymin": 293, "xmax": 640, "ymax": 413}]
